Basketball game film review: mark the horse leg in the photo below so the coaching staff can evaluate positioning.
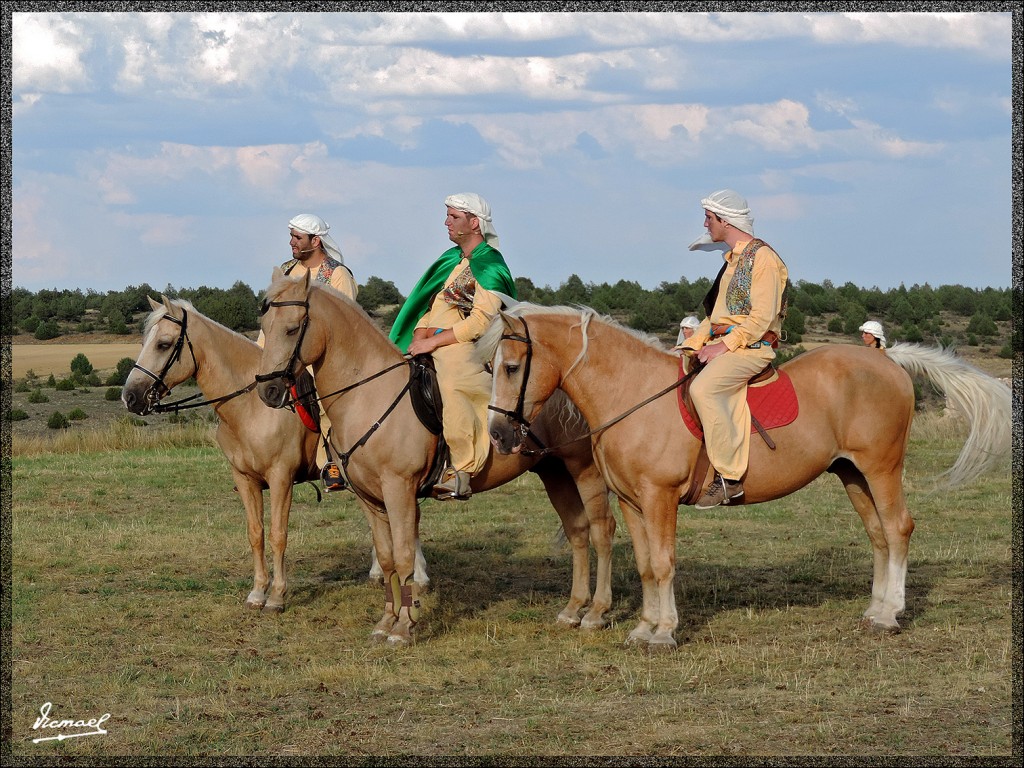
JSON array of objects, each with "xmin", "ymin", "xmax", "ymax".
[
  {"xmin": 370, "ymin": 541, "xmax": 427, "ymax": 589},
  {"xmin": 563, "ymin": 459, "xmax": 616, "ymax": 630},
  {"xmin": 617, "ymin": 496, "xmax": 658, "ymax": 649},
  {"xmin": 642, "ymin": 490, "xmax": 680, "ymax": 652},
  {"xmin": 233, "ymin": 471, "xmax": 269, "ymax": 610},
  {"xmin": 377, "ymin": 481, "xmax": 422, "ymax": 648},
  {"xmin": 834, "ymin": 461, "xmax": 914, "ymax": 633},
  {"xmin": 862, "ymin": 469, "xmax": 915, "ymax": 633},
  {"xmin": 361, "ymin": 502, "xmax": 399, "ymax": 643},
  {"xmin": 262, "ymin": 475, "xmax": 293, "ymax": 614},
  {"xmin": 534, "ymin": 460, "xmax": 595, "ymax": 627}
]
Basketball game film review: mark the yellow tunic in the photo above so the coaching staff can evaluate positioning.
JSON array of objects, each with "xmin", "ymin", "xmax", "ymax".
[{"xmin": 415, "ymin": 258, "xmax": 502, "ymax": 475}]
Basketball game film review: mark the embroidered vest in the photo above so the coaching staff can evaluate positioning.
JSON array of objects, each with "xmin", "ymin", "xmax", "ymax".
[
  {"xmin": 441, "ymin": 262, "xmax": 477, "ymax": 317},
  {"xmin": 702, "ymin": 239, "xmax": 788, "ymax": 321},
  {"xmin": 281, "ymin": 256, "xmax": 351, "ymax": 285}
]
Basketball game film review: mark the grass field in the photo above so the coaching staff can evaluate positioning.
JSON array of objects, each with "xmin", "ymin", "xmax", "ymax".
[{"xmin": 6, "ymin": 413, "xmax": 1015, "ymax": 759}]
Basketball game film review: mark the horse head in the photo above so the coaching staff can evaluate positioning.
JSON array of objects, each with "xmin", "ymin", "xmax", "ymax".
[
  {"xmin": 486, "ymin": 309, "xmax": 559, "ymax": 455},
  {"xmin": 255, "ymin": 266, "xmax": 320, "ymax": 409},
  {"xmin": 122, "ymin": 295, "xmax": 197, "ymax": 415}
]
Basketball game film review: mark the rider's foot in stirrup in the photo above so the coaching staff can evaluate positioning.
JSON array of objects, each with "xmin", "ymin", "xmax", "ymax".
[
  {"xmin": 321, "ymin": 462, "xmax": 345, "ymax": 492},
  {"xmin": 433, "ymin": 468, "xmax": 472, "ymax": 500}
]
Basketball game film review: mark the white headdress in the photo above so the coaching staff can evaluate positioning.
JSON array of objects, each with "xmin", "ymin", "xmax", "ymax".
[
  {"xmin": 688, "ymin": 189, "xmax": 755, "ymax": 252},
  {"xmin": 288, "ymin": 213, "xmax": 345, "ymax": 265},
  {"xmin": 445, "ymin": 193, "xmax": 499, "ymax": 250},
  {"xmin": 859, "ymin": 320, "xmax": 887, "ymax": 348}
]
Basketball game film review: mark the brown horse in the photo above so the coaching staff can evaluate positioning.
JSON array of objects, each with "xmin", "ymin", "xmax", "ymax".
[
  {"xmin": 122, "ymin": 296, "xmax": 429, "ymax": 612},
  {"xmin": 483, "ymin": 305, "xmax": 1011, "ymax": 652},
  {"xmin": 254, "ymin": 268, "xmax": 617, "ymax": 647}
]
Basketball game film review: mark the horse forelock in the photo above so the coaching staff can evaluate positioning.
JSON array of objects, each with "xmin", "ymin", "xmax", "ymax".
[{"xmin": 143, "ymin": 298, "xmax": 196, "ymax": 336}]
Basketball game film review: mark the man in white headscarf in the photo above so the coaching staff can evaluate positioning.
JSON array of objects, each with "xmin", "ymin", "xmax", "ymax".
[
  {"xmin": 271, "ymin": 214, "xmax": 358, "ymax": 491},
  {"xmin": 390, "ymin": 193, "xmax": 517, "ymax": 500},
  {"xmin": 678, "ymin": 189, "xmax": 789, "ymax": 510},
  {"xmin": 283, "ymin": 213, "xmax": 358, "ymax": 300}
]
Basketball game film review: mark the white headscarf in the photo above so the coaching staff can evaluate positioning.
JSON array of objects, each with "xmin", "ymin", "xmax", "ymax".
[
  {"xmin": 675, "ymin": 315, "xmax": 701, "ymax": 347},
  {"xmin": 688, "ymin": 189, "xmax": 755, "ymax": 252},
  {"xmin": 859, "ymin": 320, "xmax": 887, "ymax": 348},
  {"xmin": 444, "ymin": 193, "xmax": 499, "ymax": 250},
  {"xmin": 288, "ymin": 213, "xmax": 345, "ymax": 265}
]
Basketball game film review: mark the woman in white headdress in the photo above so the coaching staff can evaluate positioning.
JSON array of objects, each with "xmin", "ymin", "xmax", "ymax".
[{"xmin": 859, "ymin": 320, "xmax": 887, "ymax": 350}]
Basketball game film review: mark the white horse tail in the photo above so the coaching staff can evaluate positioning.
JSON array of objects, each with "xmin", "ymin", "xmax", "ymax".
[{"xmin": 885, "ymin": 343, "xmax": 1011, "ymax": 487}]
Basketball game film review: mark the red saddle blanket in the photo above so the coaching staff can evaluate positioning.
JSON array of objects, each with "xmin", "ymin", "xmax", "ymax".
[{"xmin": 676, "ymin": 358, "xmax": 799, "ymax": 440}]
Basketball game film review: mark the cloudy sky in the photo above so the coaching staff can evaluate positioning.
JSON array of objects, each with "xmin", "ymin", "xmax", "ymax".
[{"xmin": 9, "ymin": 9, "xmax": 1015, "ymax": 299}]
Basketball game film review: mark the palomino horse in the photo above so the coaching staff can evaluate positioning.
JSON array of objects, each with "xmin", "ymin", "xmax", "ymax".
[
  {"xmin": 122, "ymin": 296, "xmax": 428, "ymax": 612},
  {"xmin": 254, "ymin": 267, "xmax": 617, "ymax": 647},
  {"xmin": 483, "ymin": 305, "xmax": 1010, "ymax": 652}
]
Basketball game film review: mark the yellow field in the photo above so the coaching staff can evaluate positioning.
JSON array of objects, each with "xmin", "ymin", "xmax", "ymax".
[{"xmin": 11, "ymin": 343, "xmax": 142, "ymax": 378}]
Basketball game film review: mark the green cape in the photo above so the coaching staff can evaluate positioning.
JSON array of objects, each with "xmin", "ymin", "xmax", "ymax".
[{"xmin": 389, "ymin": 242, "xmax": 517, "ymax": 352}]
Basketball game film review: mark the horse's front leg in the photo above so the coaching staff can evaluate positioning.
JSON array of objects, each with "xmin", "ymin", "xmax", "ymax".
[
  {"xmin": 234, "ymin": 472, "xmax": 269, "ymax": 610},
  {"xmin": 262, "ymin": 474, "xmax": 294, "ymax": 613},
  {"xmin": 617, "ymin": 496, "xmax": 658, "ymax": 648},
  {"xmin": 645, "ymin": 493, "xmax": 681, "ymax": 652},
  {"xmin": 361, "ymin": 504, "xmax": 400, "ymax": 643},
  {"xmin": 382, "ymin": 486, "xmax": 423, "ymax": 647}
]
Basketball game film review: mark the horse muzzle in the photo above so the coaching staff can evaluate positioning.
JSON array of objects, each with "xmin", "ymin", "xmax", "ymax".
[
  {"xmin": 488, "ymin": 418, "xmax": 524, "ymax": 456},
  {"xmin": 256, "ymin": 376, "xmax": 292, "ymax": 409}
]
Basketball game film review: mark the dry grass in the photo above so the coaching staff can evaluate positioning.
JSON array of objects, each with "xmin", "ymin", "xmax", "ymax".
[{"xmin": 7, "ymin": 413, "xmax": 1014, "ymax": 758}]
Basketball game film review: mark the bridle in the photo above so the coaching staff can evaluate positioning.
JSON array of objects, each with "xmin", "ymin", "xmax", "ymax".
[
  {"xmin": 254, "ymin": 296, "xmax": 311, "ymax": 389},
  {"xmin": 488, "ymin": 314, "xmax": 695, "ymax": 456},
  {"xmin": 486, "ymin": 317, "xmax": 549, "ymax": 452},
  {"xmin": 131, "ymin": 309, "xmax": 199, "ymax": 413}
]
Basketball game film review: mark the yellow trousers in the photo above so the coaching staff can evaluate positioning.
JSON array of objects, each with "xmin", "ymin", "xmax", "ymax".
[
  {"xmin": 689, "ymin": 347, "xmax": 775, "ymax": 480},
  {"xmin": 433, "ymin": 341, "xmax": 492, "ymax": 475}
]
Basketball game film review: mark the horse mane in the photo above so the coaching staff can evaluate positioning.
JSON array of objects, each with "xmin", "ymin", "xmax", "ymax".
[
  {"xmin": 144, "ymin": 296, "xmax": 257, "ymax": 346},
  {"xmin": 476, "ymin": 302, "xmax": 668, "ymax": 377}
]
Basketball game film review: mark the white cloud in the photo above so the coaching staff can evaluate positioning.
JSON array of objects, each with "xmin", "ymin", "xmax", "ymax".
[{"xmin": 12, "ymin": 13, "xmax": 91, "ymax": 93}]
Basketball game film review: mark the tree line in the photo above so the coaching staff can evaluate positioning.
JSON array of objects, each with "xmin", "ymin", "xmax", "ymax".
[{"xmin": 5, "ymin": 275, "xmax": 1016, "ymax": 356}]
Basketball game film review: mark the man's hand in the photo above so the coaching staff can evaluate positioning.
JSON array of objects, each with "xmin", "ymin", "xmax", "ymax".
[{"xmin": 696, "ymin": 340, "xmax": 728, "ymax": 364}]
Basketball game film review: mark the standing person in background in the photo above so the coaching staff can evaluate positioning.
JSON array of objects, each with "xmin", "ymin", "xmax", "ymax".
[
  {"xmin": 678, "ymin": 189, "xmax": 788, "ymax": 510},
  {"xmin": 390, "ymin": 193, "xmax": 516, "ymax": 500},
  {"xmin": 859, "ymin": 320, "xmax": 887, "ymax": 349}
]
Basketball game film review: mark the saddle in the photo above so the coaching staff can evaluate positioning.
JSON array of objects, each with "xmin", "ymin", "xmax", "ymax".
[
  {"xmin": 676, "ymin": 359, "xmax": 799, "ymax": 505},
  {"xmin": 407, "ymin": 355, "xmax": 451, "ymax": 497},
  {"xmin": 290, "ymin": 369, "xmax": 321, "ymax": 433}
]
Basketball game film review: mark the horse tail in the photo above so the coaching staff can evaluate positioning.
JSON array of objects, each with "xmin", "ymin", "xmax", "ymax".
[{"xmin": 885, "ymin": 343, "xmax": 1011, "ymax": 487}]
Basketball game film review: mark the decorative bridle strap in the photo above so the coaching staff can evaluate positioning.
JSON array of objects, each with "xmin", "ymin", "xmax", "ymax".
[
  {"xmin": 152, "ymin": 379, "xmax": 259, "ymax": 414},
  {"xmin": 254, "ymin": 299, "xmax": 310, "ymax": 387}
]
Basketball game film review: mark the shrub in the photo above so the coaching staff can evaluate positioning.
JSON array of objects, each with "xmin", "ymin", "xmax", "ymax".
[
  {"xmin": 28, "ymin": 389, "xmax": 50, "ymax": 404},
  {"xmin": 8, "ymin": 409, "xmax": 29, "ymax": 421},
  {"xmin": 46, "ymin": 374, "xmax": 57, "ymax": 387},
  {"xmin": 34, "ymin": 320, "xmax": 61, "ymax": 340},
  {"xmin": 86, "ymin": 373, "xmax": 102, "ymax": 387},
  {"xmin": 15, "ymin": 380, "xmax": 31, "ymax": 393},
  {"xmin": 68, "ymin": 408, "xmax": 88, "ymax": 421},
  {"xmin": 105, "ymin": 387, "xmax": 123, "ymax": 401},
  {"xmin": 827, "ymin": 317, "xmax": 844, "ymax": 333},
  {"xmin": 106, "ymin": 358, "xmax": 135, "ymax": 386},
  {"xmin": 47, "ymin": 411, "xmax": 70, "ymax": 429},
  {"xmin": 70, "ymin": 353, "xmax": 94, "ymax": 377},
  {"xmin": 998, "ymin": 344, "xmax": 1013, "ymax": 359},
  {"xmin": 55, "ymin": 378, "xmax": 76, "ymax": 391}
]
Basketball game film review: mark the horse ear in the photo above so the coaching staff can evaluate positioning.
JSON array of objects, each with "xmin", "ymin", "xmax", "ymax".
[
  {"xmin": 161, "ymin": 295, "xmax": 173, "ymax": 312},
  {"xmin": 149, "ymin": 296, "xmax": 162, "ymax": 312},
  {"xmin": 271, "ymin": 265, "xmax": 285, "ymax": 282},
  {"xmin": 498, "ymin": 309, "xmax": 518, "ymax": 332}
]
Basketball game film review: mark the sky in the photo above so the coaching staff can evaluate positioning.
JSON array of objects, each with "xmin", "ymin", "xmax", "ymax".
[{"xmin": 7, "ymin": 8, "xmax": 1017, "ymax": 299}]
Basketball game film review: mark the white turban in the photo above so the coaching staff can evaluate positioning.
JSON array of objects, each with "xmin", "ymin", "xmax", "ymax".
[
  {"xmin": 859, "ymin": 320, "xmax": 887, "ymax": 348},
  {"xmin": 288, "ymin": 213, "xmax": 345, "ymax": 265},
  {"xmin": 679, "ymin": 315, "xmax": 701, "ymax": 330},
  {"xmin": 688, "ymin": 189, "xmax": 755, "ymax": 252},
  {"xmin": 445, "ymin": 193, "xmax": 499, "ymax": 250}
]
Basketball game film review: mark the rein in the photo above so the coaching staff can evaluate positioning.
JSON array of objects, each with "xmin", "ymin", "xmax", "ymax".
[{"xmin": 489, "ymin": 315, "xmax": 696, "ymax": 457}]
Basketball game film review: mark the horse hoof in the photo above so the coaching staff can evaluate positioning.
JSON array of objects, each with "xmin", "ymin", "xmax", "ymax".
[
  {"xmin": 369, "ymin": 631, "xmax": 389, "ymax": 645},
  {"xmin": 860, "ymin": 616, "xmax": 901, "ymax": 635},
  {"xmin": 245, "ymin": 600, "xmax": 265, "ymax": 611},
  {"xmin": 555, "ymin": 614, "xmax": 583, "ymax": 628},
  {"xmin": 261, "ymin": 603, "xmax": 284, "ymax": 615},
  {"xmin": 386, "ymin": 634, "xmax": 413, "ymax": 648},
  {"xmin": 580, "ymin": 612, "xmax": 609, "ymax": 631},
  {"xmin": 648, "ymin": 637, "xmax": 678, "ymax": 654}
]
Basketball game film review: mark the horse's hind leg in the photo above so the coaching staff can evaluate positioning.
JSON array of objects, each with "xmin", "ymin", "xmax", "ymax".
[
  {"xmin": 535, "ymin": 459, "xmax": 614, "ymax": 628},
  {"xmin": 233, "ymin": 472, "xmax": 269, "ymax": 610},
  {"xmin": 833, "ymin": 460, "xmax": 914, "ymax": 633}
]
